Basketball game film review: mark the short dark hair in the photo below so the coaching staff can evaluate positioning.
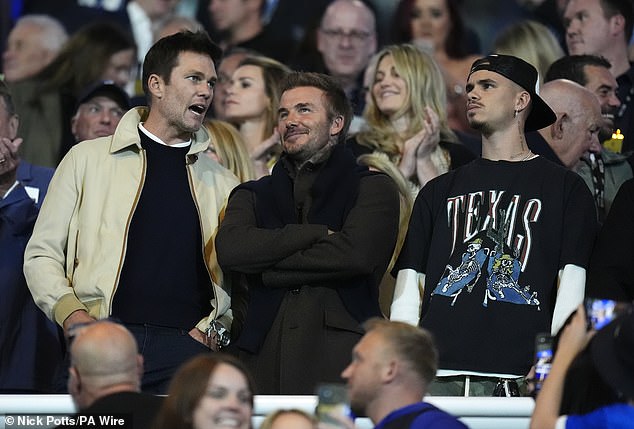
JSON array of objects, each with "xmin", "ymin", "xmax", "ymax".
[
  {"xmin": 280, "ymin": 72, "xmax": 353, "ymax": 144},
  {"xmin": 363, "ymin": 318, "xmax": 438, "ymax": 388},
  {"xmin": 600, "ymin": 0, "xmax": 634, "ymax": 41},
  {"xmin": 142, "ymin": 30, "xmax": 222, "ymax": 99},
  {"xmin": 545, "ymin": 54, "xmax": 612, "ymax": 85}
]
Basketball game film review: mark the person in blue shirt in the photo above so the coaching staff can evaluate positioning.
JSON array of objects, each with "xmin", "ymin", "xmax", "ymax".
[
  {"xmin": 0, "ymin": 79, "xmax": 61, "ymax": 392},
  {"xmin": 341, "ymin": 318, "xmax": 467, "ymax": 429}
]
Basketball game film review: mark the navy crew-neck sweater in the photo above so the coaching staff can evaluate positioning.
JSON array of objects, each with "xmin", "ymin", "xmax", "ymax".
[{"xmin": 112, "ymin": 131, "xmax": 212, "ymax": 329}]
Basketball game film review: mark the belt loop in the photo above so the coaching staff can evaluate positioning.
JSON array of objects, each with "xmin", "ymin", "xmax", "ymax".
[{"xmin": 464, "ymin": 375, "xmax": 470, "ymax": 397}]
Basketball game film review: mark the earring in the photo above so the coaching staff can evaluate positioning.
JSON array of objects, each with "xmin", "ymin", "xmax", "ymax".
[{"xmin": 513, "ymin": 109, "xmax": 518, "ymax": 118}]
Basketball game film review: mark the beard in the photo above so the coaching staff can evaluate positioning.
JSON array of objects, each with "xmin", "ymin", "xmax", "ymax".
[
  {"xmin": 283, "ymin": 124, "xmax": 335, "ymax": 166},
  {"xmin": 468, "ymin": 117, "xmax": 495, "ymax": 136}
]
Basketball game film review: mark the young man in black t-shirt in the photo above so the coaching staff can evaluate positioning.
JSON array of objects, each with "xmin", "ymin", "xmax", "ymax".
[{"xmin": 391, "ymin": 55, "xmax": 598, "ymax": 396}]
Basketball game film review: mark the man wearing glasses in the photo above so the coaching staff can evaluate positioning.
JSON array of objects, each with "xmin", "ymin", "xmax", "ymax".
[{"xmin": 316, "ymin": 0, "xmax": 377, "ymax": 116}]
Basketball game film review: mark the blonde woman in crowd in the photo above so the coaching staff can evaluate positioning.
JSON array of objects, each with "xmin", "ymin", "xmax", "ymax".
[
  {"xmin": 493, "ymin": 20, "xmax": 565, "ymax": 86},
  {"xmin": 349, "ymin": 44, "xmax": 473, "ymax": 314},
  {"xmin": 224, "ymin": 55, "xmax": 291, "ymax": 178},
  {"xmin": 203, "ymin": 119, "xmax": 256, "ymax": 183},
  {"xmin": 350, "ymin": 44, "xmax": 473, "ymax": 190}
]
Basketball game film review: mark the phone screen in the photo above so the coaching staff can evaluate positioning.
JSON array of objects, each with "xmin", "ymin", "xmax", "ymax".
[
  {"xmin": 315, "ymin": 383, "xmax": 352, "ymax": 425},
  {"xmin": 533, "ymin": 332, "xmax": 553, "ymax": 395},
  {"xmin": 584, "ymin": 298, "xmax": 631, "ymax": 330}
]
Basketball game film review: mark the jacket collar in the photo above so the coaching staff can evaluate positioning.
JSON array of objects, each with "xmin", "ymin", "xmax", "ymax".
[{"xmin": 109, "ymin": 107, "xmax": 211, "ymax": 155}]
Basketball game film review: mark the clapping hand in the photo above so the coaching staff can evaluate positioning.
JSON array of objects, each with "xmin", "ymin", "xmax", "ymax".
[{"xmin": 399, "ymin": 107, "xmax": 440, "ymax": 180}]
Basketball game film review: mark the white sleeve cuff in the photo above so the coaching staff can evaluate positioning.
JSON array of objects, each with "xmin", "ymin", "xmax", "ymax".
[
  {"xmin": 551, "ymin": 264, "xmax": 585, "ymax": 335},
  {"xmin": 390, "ymin": 268, "xmax": 423, "ymax": 326},
  {"xmin": 555, "ymin": 415, "xmax": 568, "ymax": 429}
]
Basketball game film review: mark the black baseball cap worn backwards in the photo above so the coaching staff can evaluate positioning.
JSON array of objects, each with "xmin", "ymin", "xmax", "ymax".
[{"xmin": 468, "ymin": 54, "xmax": 556, "ymax": 132}]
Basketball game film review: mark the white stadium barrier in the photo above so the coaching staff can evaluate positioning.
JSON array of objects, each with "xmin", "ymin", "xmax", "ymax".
[{"xmin": 0, "ymin": 395, "xmax": 534, "ymax": 429}]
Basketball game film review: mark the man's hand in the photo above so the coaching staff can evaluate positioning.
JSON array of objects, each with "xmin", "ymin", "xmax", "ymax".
[
  {"xmin": 62, "ymin": 310, "xmax": 96, "ymax": 336},
  {"xmin": 189, "ymin": 327, "xmax": 220, "ymax": 352},
  {"xmin": 555, "ymin": 305, "xmax": 595, "ymax": 366},
  {"xmin": 0, "ymin": 136, "xmax": 22, "ymax": 198}
]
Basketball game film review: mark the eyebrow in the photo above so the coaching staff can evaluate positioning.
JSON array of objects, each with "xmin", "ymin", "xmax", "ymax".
[
  {"xmin": 597, "ymin": 84, "xmax": 616, "ymax": 91},
  {"xmin": 185, "ymin": 69, "xmax": 217, "ymax": 81},
  {"xmin": 476, "ymin": 78, "xmax": 497, "ymax": 85},
  {"xmin": 278, "ymin": 102, "xmax": 315, "ymax": 114}
]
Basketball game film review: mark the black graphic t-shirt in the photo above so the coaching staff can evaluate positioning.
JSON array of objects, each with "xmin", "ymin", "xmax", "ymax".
[{"xmin": 394, "ymin": 156, "xmax": 597, "ymax": 375}]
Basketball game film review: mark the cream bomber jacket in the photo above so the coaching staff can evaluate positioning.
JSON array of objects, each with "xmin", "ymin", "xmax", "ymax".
[{"xmin": 23, "ymin": 108, "xmax": 239, "ymax": 333}]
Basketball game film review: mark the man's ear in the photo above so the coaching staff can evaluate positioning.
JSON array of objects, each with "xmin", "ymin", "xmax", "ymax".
[
  {"xmin": 330, "ymin": 115, "xmax": 344, "ymax": 136},
  {"xmin": 550, "ymin": 112, "xmax": 566, "ymax": 140},
  {"xmin": 147, "ymin": 74, "xmax": 164, "ymax": 100},
  {"xmin": 382, "ymin": 359, "xmax": 398, "ymax": 384},
  {"xmin": 8, "ymin": 114, "xmax": 18, "ymax": 140},
  {"xmin": 70, "ymin": 113, "xmax": 78, "ymax": 138},
  {"xmin": 68, "ymin": 366, "xmax": 81, "ymax": 397},
  {"xmin": 609, "ymin": 13, "xmax": 625, "ymax": 38},
  {"xmin": 316, "ymin": 31, "xmax": 325, "ymax": 54},
  {"xmin": 136, "ymin": 354, "xmax": 144, "ymax": 383},
  {"xmin": 515, "ymin": 91, "xmax": 531, "ymax": 114}
]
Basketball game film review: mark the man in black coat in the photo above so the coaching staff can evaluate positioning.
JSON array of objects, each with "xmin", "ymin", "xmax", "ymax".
[{"xmin": 216, "ymin": 72, "xmax": 399, "ymax": 394}]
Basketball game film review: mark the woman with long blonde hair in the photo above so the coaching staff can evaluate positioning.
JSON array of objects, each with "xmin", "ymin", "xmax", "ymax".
[
  {"xmin": 349, "ymin": 44, "xmax": 473, "ymax": 315},
  {"xmin": 351, "ymin": 43, "xmax": 473, "ymax": 190},
  {"xmin": 493, "ymin": 20, "xmax": 565, "ymax": 86},
  {"xmin": 203, "ymin": 119, "xmax": 256, "ymax": 183}
]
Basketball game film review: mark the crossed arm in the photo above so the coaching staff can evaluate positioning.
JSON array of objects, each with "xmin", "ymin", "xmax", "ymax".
[{"xmin": 215, "ymin": 174, "xmax": 400, "ymax": 287}]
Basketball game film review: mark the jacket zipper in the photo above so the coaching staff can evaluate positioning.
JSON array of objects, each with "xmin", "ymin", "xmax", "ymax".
[{"xmin": 186, "ymin": 161, "xmax": 219, "ymax": 320}]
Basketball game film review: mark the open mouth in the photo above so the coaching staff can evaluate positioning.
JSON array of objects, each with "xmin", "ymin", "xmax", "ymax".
[
  {"xmin": 189, "ymin": 104, "xmax": 207, "ymax": 116},
  {"xmin": 379, "ymin": 90, "xmax": 399, "ymax": 98},
  {"xmin": 213, "ymin": 416, "xmax": 243, "ymax": 427}
]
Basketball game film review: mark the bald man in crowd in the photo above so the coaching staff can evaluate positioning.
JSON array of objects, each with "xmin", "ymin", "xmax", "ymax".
[
  {"xmin": 544, "ymin": 55, "xmax": 633, "ymax": 222},
  {"xmin": 65, "ymin": 321, "xmax": 162, "ymax": 427},
  {"xmin": 530, "ymin": 80, "xmax": 603, "ymax": 170}
]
